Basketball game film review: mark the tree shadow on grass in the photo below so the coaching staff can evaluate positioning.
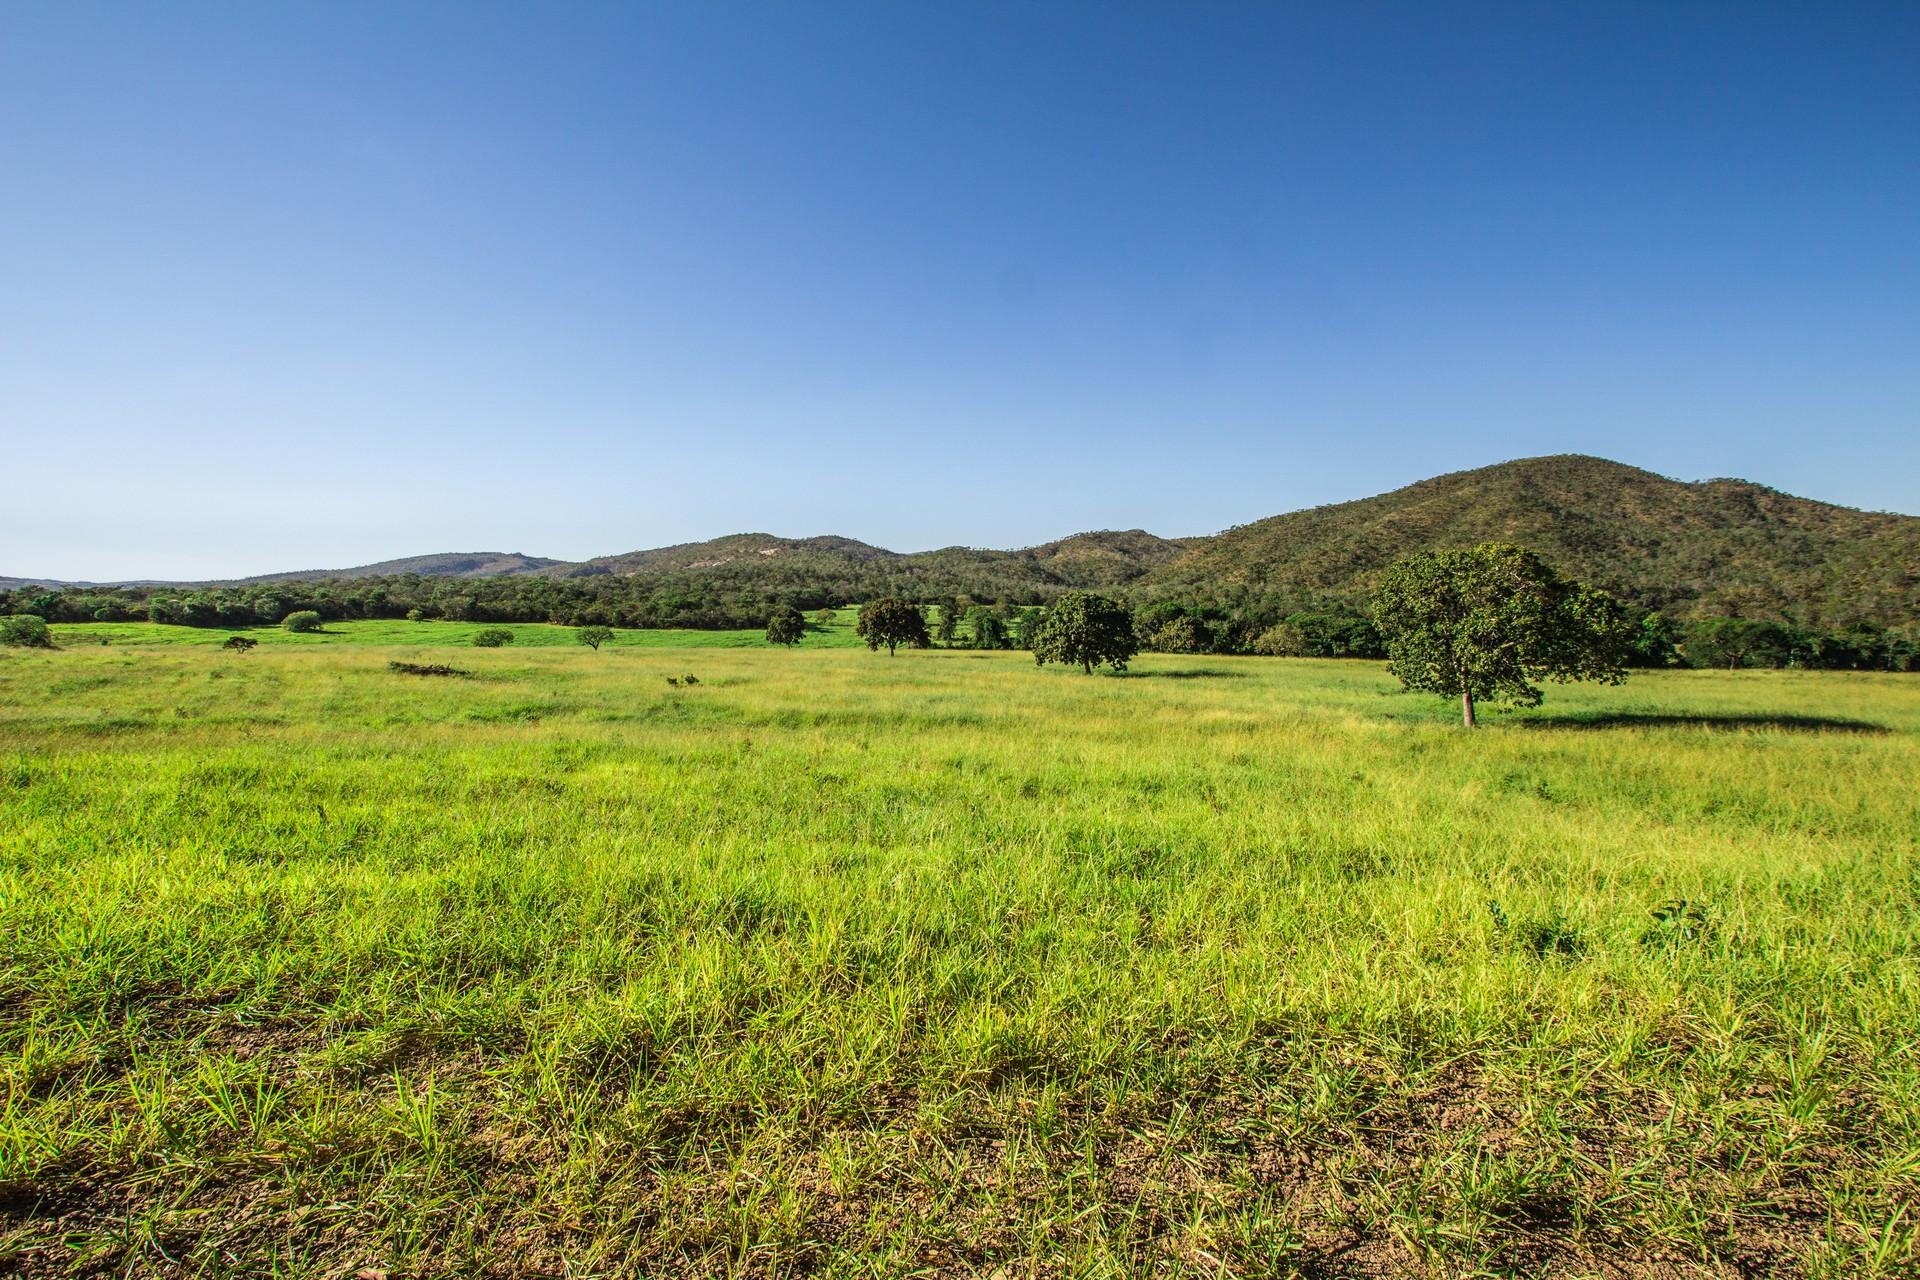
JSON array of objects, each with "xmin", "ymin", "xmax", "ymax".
[
  {"xmin": 1519, "ymin": 711, "xmax": 1890, "ymax": 734},
  {"xmin": 1110, "ymin": 669, "xmax": 1250, "ymax": 680}
]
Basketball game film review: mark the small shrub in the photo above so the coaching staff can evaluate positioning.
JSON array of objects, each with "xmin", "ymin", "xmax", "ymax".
[
  {"xmin": 406, "ymin": 609, "xmax": 426, "ymax": 622},
  {"xmin": 1640, "ymin": 899, "xmax": 1713, "ymax": 946},
  {"xmin": 1148, "ymin": 615, "xmax": 1212, "ymax": 654},
  {"xmin": 473, "ymin": 628, "xmax": 513, "ymax": 648},
  {"xmin": 222, "ymin": 635, "xmax": 258, "ymax": 653},
  {"xmin": 0, "ymin": 616, "xmax": 54, "ymax": 648},
  {"xmin": 1251, "ymin": 623, "xmax": 1309, "ymax": 656},
  {"xmin": 1519, "ymin": 915, "xmax": 1585, "ymax": 959},
  {"xmin": 0, "ymin": 615, "xmax": 54, "ymax": 649},
  {"xmin": 282, "ymin": 611, "xmax": 324, "ymax": 633}
]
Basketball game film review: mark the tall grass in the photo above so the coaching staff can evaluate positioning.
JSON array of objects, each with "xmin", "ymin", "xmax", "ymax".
[{"xmin": 1, "ymin": 635, "xmax": 1915, "ymax": 1276}]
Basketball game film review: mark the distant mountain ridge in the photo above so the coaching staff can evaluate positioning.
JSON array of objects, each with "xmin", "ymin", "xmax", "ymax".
[{"xmin": 8, "ymin": 457, "xmax": 1916, "ymax": 625}]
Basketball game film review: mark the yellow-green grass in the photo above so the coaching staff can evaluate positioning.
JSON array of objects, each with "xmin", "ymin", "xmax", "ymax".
[{"xmin": 1, "ymin": 639, "xmax": 1916, "ymax": 1277}]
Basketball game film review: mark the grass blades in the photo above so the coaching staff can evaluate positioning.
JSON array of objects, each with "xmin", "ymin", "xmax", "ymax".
[{"xmin": 1, "ymin": 634, "xmax": 1916, "ymax": 1276}]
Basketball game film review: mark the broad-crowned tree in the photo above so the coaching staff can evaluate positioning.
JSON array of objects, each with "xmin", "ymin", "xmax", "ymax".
[
  {"xmin": 765, "ymin": 605, "xmax": 806, "ymax": 647},
  {"xmin": 575, "ymin": 625, "xmax": 614, "ymax": 651},
  {"xmin": 1031, "ymin": 591, "xmax": 1138, "ymax": 674},
  {"xmin": 1371, "ymin": 543, "xmax": 1629, "ymax": 727},
  {"xmin": 855, "ymin": 598, "xmax": 928, "ymax": 656}
]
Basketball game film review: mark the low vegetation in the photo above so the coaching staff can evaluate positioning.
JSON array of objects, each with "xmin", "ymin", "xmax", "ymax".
[
  {"xmin": 0, "ymin": 616, "xmax": 52, "ymax": 649},
  {"xmin": 1, "ymin": 625, "xmax": 1915, "ymax": 1275}
]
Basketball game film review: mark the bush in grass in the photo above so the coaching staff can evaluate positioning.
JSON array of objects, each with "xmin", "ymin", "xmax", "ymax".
[
  {"xmin": 406, "ymin": 608, "xmax": 426, "ymax": 622},
  {"xmin": 1250, "ymin": 623, "xmax": 1309, "ymax": 656},
  {"xmin": 222, "ymin": 635, "xmax": 258, "ymax": 652},
  {"xmin": 282, "ymin": 611, "xmax": 324, "ymax": 633},
  {"xmin": 576, "ymin": 625, "xmax": 614, "ymax": 651},
  {"xmin": 0, "ymin": 615, "xmax": 54, "ymax": 648},
  {"xmin": 473, "ymin": 628, "xmax": 513, "ymax": 648},
  {"xmin": 1147, "ymin": 615, "xmax": 1212, "ymax": 654}
]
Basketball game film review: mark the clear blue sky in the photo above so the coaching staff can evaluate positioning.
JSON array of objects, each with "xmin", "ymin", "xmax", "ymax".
[{"xmin": 3, "ymin": 2, "xmax": 1916, "ymax": 580}]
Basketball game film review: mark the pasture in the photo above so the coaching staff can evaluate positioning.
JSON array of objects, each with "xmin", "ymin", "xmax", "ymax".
[{"xmin": 1, "ymin": 626, "xmax": 1916, "ymax": 1277}]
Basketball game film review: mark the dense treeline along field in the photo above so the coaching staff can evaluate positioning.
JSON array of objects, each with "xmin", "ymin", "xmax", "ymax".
[{"xmin": 2, "ymin": 623, "xmax": 1917, "ymax": 1276}]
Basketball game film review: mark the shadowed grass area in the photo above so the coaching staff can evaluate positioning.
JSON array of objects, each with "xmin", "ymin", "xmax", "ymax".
[{"xmin": 0, "ymin": 643, "xmax": 1916, "ymax": 1277}]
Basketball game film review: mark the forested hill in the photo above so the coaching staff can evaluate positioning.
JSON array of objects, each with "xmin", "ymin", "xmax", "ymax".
[
  {"xmin": 1144, "ymin": 455, "xmax": 1920, "ymax": 627},
  {"xmin": 6, "ymin": 457, "xmax": 1916, "ymax": 630},
  {"xmin": 234, "ymin": 552, "xmax": 568, "ymax": 583}
]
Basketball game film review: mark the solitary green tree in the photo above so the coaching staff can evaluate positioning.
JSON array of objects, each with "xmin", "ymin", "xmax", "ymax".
[
  {"xmin": 281, "ymin": 610, "xmax": 324, "ymax": 633},
  {"xmin": 1371, "ymin": 543, "xmax": 1629, "ymax": 728},
  {"xmin": 472, "ymin": 627, "xmax": 514, "ymax": 648},
  {"xmin": 856, "ymin": 598, "xmax": 928, "ymax": 655},
  {"xmin": 1031, "ymin": 591, "xmax": 1138, "ymax": 674},
  {"xmin": 765, "ymin": 605, "xmax": 806, "ymax": 647},
  {"xmin": 221, "ymin": 635, "xmax": 258, "ymax": 653},
  {"xmin": 575, "ymin": 625, "xmax": 614, "ymax": 651}
]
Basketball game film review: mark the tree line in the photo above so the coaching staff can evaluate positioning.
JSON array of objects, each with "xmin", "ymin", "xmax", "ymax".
[{"xmin": 4, "ymin": 569, "xmax": 1915, "ymax": 671}]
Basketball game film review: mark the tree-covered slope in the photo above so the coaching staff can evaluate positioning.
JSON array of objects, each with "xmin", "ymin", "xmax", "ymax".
[
  {"xmin": 234, "ymin": 552, "xmax": 567, "ymax": 583},
  {"xmin": 1146, "ymin": 455, "xmax": 1920, "ymax": 625}
]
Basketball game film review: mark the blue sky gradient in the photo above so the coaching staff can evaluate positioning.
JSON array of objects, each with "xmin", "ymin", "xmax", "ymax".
[{"xmin": 3, "ymin": 2, "xmax": 1916, "ymax": 579}]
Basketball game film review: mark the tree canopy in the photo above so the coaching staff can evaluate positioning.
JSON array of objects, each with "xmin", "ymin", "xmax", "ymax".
[
  {"xmin": 575, "ymin": 625, "xmax": 614, "ymax": 651},
  {"xmin": 765, "ymin": 605, "xmax": 806, "ymax": 647},
  {"xmin": 1031, "ymin": 592, "xmax": 1138, "ymax": 674},
  {"xmin": 855, "ymin": 599, "xmax": 927, "ymax": 656},
  {"xmin": 1371, "ymin": 543, "xmax": 1629, "ymax": 727}
]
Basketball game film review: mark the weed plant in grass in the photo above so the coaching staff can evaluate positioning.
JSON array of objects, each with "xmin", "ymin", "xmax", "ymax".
[{"xmin": 0, "ymin": 637, "xmax": 1916, "ymax": 1276}]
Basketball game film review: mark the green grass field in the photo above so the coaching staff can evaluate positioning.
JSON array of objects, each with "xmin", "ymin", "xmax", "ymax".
[
  {"xmin": 2, "ymin": 625, "xmax": 1917, "ymax": 1277},
  {"xmin": 44, "ymin": 609, "xmax": 872, "ymax": 651}
]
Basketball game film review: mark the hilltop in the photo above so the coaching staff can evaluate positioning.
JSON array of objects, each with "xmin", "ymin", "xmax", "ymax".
[
  {"xmin": 233, "ymin": 552, "xmax": 567, "ymax": 583},
  {"xmin": 1144, "ymin": 455, "xmax": 1920, "ymax": 624}
]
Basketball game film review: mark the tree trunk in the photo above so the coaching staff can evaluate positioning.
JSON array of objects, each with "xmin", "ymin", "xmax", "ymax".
[
  {"xmin": 1083, "ymin": 659, "xmax": 1093, "ymax": 674},
  {"xmin": 1461, "ymin": 689, "xmax": 1476, "ymax": 728}
]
